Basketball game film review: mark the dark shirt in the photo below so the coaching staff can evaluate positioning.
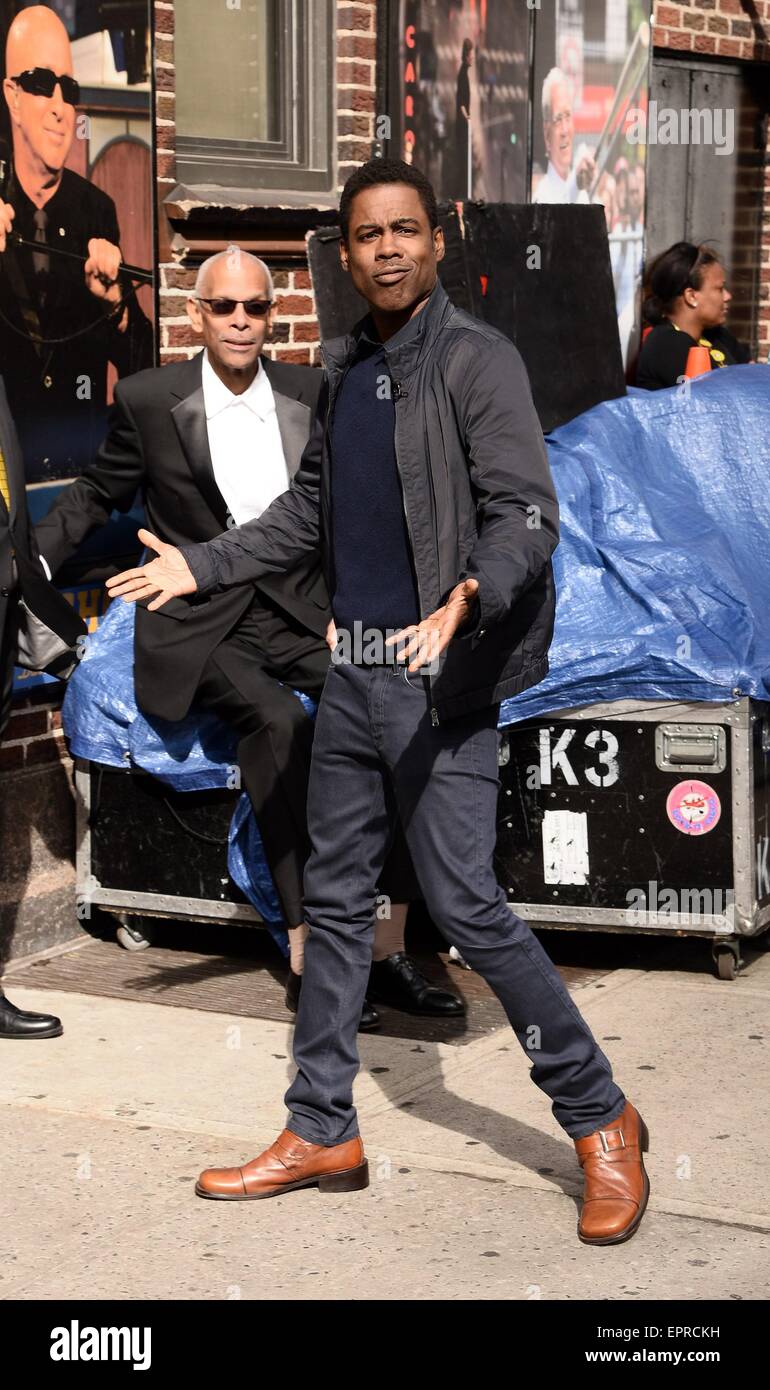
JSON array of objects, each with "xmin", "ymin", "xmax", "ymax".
[
  {"xmin": 329, "ymin": 306, "xmax": 423, "ymax": 651},
  {"xmin": 0, "ymin": 167, "xmax": 153, "ymax": 482},
  {"xmin": 637, "ymin": 320, "xmax": 750, "ymax": 391},
  {"xmin": 456, "ymin": 63, "xmax": 470, "ymax": 120}
]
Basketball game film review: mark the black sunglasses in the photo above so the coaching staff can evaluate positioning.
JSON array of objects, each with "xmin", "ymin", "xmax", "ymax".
[
  {"xmin": 197, "ymin": 297, "xmax": 272, "ymax": 317},
  {"xmin": 11, "ymin": 67, "xmax": 80, "ymax": 106}
]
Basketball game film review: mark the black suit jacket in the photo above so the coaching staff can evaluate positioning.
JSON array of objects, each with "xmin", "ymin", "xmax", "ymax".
[
  {"xmin": 35, "ymin": 351, "xmax": 330, "ymax": 721},
  {"xmin": 0, "ymin": 377, "xmax": 86, "ymax": 725}
]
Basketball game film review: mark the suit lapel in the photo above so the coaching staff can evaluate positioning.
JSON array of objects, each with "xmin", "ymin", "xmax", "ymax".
[
  {"xmin": 261, "ymin": 357, "xmax": 313, "ymax": 480},
  {"xmin": 169, "ymin": 353, "xmax": 230, "ymax": 531}
]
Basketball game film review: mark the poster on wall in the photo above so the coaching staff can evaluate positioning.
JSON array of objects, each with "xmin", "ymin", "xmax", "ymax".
[
  {"xmin": 388, "ymin": 0, "xmax": 530, "ymax": 205},
  {"xmin": 530, "ymin": 0, "xmax": 652, "ymax": 365},
  {"xmin": 0, "ymin": 0, "xmax": 155, "ymax": 688}
]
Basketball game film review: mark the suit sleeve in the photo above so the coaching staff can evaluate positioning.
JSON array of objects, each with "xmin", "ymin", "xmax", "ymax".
[
  {"xmin": 449, "ymin": 335, "xmax": 559, "ymax": 641},
  {"xmin": 34, "ymin": 382, "xmax": 146, "ymax": 577},
  {"xmin": 180, "ymin": 374, "xmax": 327, "ymax": 594}
]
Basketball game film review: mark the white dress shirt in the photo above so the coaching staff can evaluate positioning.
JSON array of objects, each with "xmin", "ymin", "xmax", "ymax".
[
  {"xmin": 533, "ymin": 159, "xmax": 589, "ymax": 205},
  {"xmin": 38, "ymin": 352, "xmax": 290, "ymax": 581},
  {"xmin": 201, "ymin": 350, "xmax": 289, "ymax": 525}
]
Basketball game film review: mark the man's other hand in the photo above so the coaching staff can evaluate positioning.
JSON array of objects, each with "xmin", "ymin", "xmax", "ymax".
[
  {"xmin": 325, "ymin": 618, "xmax": 338, "ymax": 651},
  {"xmin": 0, "ymin": 200, "xmax": 15, "ymax": 253},
  {"xmin": 105, "ymin": 528, "xmax": 197, "ymax": 611},
  {"xmin": 385, "ymin": 577, "xmax": 480, "ymax": 672},
  {"xmin": 84, "ymin": 237, "xmax": 122, "ymax": 303}
]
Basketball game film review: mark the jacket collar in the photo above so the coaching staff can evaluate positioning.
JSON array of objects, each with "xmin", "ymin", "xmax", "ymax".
[{"xmin": 320, "ymin": 277, "xmax": 454, "ymax": 383}]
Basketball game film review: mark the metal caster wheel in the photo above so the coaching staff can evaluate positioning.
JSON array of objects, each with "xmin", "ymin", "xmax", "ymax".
[
  {"xmin": 116, "ymin": 917, "xmax": 153, "ymax": 951},
  {"xmin": 712, "ymin": 941, "xmax": 740, "ymax": 981}
]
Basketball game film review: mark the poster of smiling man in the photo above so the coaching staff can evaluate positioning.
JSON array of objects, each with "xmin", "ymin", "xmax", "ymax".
[
  {"xmin": 531, "ymin": 0, "xmax": 652, "ymax": 365},
  {"xmin": 0, "ymin": 1, "xmax": 154, "ymax": 486}
]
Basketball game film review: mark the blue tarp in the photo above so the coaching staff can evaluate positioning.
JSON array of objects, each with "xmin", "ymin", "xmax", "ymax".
[
  {"xmin": 500, "ymin": 365, "xmax": 770, "ymax": 724},
  {"xmin": 63, "ymin": 364, "xmax": 770, "ymax": 930}
]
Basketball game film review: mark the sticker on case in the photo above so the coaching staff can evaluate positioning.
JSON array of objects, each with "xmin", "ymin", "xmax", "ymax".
[{"xmin": 666, "ymin": 780, "xmax": 721, "ymax": 836}]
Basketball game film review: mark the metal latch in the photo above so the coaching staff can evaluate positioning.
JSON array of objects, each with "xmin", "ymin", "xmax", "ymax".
[{"xmin": 655, "ymin": 723, "xmax": 726, "ymax": 773}]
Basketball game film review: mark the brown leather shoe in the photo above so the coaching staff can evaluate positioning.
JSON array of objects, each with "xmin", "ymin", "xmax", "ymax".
[
  {"xmin": 195, "ymin": 1127, "xmax": 369, "ymax": 1201},
  {"xmin": 574, "ymin": 1100, "xmax": 650, "ymax": 1245}
]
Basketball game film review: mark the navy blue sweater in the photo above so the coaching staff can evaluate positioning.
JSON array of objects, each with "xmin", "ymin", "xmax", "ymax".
[{"xmin": 329, "ymin": 314, "xmax": 421, "ymax": 638}]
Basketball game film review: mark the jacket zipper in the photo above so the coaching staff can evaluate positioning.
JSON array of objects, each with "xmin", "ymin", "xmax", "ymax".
[{"xmin": 393, "ymin": 379, "xmax": 440, "ymax": 727}]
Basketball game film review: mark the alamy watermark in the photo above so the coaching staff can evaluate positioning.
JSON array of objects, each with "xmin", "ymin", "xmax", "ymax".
[
  {"xmin": 626, "ymin": 101, "xmax": 734, "ymax": 157},
  {"xmin": 625, "ymin": 881, "xmax": 735, "ymax": 927},
  {"xmin": 330, "ymin": 621, "xmax": 440, "ymax": 673}
]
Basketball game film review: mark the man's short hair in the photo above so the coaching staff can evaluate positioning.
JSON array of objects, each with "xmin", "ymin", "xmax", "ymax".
[
  {"xmin": 193, "ymin": 246, "xmax": 274, "ymax": 301},
  {"xmin": 542, "ymin": 67, "xmax": 567, "ymax": 124},
  {"xmin": 338, "ymin": 157, "xmax": 438, "ymax": 244}
]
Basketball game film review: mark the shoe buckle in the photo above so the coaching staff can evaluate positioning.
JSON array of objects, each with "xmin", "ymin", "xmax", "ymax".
[{"xmin": 599, "ymin": 1127, "xmax": 625, "ymax": 1154}]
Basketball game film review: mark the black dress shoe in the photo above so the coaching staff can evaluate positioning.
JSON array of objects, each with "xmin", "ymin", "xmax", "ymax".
[
  {"xmin": 0, "ymin": 989, "xmax": 63, "ymax": 1039},
  {"xmin": 367, "ymin": 952, "xmax": 466, "ymax": 1016},
  {"xmin": 285, "ymin": 969, "xmax": 380, "ymax": 1032}
]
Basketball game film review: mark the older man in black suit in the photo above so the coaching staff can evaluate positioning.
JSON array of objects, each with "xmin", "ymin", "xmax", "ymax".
[
  {"xmin": 0, "ymin": 376, "xmax": 85, "ymax": 1037},
  {"xmin": 36, "ymin": 246, "xmax": 463, "ymax": 1029}
]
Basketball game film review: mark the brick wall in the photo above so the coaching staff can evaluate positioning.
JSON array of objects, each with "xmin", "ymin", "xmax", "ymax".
[
  {"xmin": 0, "ymin": 686, "xmax": 77, "ymax": 967},
  {"xmin": 154, "ymin": 0, "xmax": 379, "ymax": 369},
  {"xmin": 652, "ymin": 0, "xmax": 770, "ymax": 355},
  {"xmin": 0, "ymin": 687, "xmax": 68, "ymax": 776},
  {"xmin": 653, "ymin": 0, "xmax": 770, "ymax": 59}
]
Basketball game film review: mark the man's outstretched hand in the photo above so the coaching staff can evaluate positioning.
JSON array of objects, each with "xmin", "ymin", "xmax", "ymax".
[
  {"xmin": 105, "ymin": 529, "xmax": 198, "ymax": 611},
  {"xmin": 385, "ymin": 577, "xmax": 480, "ymax": 671}
]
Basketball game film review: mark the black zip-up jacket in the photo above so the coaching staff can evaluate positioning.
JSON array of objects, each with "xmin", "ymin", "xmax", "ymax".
[{"xmin": 180, "ymin": 277, "xmax": 560, "ymax": 722}]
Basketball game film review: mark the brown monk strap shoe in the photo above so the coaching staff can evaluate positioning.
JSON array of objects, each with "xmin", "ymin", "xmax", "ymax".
[
  {"xmin": 195, "ymin": 1127, "xmax": 369, "ymax": 1201},
  {"xmin": 574, "ymin": 1100, "xmax": 650, "ymax": 1246}
]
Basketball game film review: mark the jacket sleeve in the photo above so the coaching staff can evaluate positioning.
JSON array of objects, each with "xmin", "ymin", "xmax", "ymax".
[
  {"xmin": 34, "ymin": 382, "xmax": 146, "ymax": 577},
  {"xmin": 181, "ymin": 373, "xmax": 327, "ymax": 595},
  {"xmin": 449, "ymin": 334, "xmax": 559, "ymax": 641}
]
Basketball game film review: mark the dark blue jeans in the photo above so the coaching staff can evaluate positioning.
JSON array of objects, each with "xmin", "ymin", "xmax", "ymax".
[{"xmin": 284, "ymin": 660, "xmax": 626, "ymax": 1145}]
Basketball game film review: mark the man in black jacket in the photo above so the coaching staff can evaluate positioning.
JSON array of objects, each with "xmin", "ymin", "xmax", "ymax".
[
  {"xmin": 0, "ymin": 375, "xmax": 85, "ymax": 1038},
  {"xmin": 0, "ymin": 6, "xmax": 153, "ymax": 483},
  {"xmin": 108, "ymin": 160, "xmax": 650, "ymax": 1246},
  {"xmin": 37, "ymin": 246, "xmax": 462, "ymax": 1031}
]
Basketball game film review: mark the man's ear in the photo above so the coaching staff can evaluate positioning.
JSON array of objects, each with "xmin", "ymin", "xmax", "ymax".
[
  {"xmin": 186, "ymin": 296, "xmax": 203, "ymax": 333},
  {"xmin": 339, "ymin": 240, "xmax": 349, "ymax": 273},
  {"xmin": 3, "ymin": 78, "xmax": 19, "ymax": 124},
  {"xmin": 434, "ymin": 226, "xmax": 445, "ymax": 263}
]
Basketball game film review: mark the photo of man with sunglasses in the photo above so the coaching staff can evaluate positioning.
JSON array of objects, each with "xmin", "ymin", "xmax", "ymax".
[{"xmin": 0, "ymin": 5, "xmax": 152, "ymax": 484}]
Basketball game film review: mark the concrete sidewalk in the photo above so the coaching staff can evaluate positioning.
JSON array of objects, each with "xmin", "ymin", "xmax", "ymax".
[{"xmin": 2, "ymin": 950, "xmax": 770, "ymax": 1301}]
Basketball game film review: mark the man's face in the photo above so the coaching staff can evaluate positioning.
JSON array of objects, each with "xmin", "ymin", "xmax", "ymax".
[
  {"xmin": 339, "ymin": 182, "xmax": 444, "ymax": 318},
  {"xmin": 696, "ymin": 261, "xmax": 731, "ymax": 328},
  {"xmin": 544, "ymin": 81, "xmax": 573, "ymax": 180},
  {"xmin": 5, "ymin": 30, "xmax": 76, "ymax": 174},
  {"xmin": 628, "ymin": 169, "xmax": 643, "ymax": 223},
  {"xmin": 187, "ymin": 255, "xmax": 275, "ymax": 375}
]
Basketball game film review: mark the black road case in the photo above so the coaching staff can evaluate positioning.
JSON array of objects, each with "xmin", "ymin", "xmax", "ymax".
[
  {"xmin": 494, "ymin": 696, "xmax": 770, "ymax": 978},
  {"xmin": 75, "ymin": 695, "xmax": 770, "ymax": 976},
  {"xmin": 75, "ymin": 760, "xmax": 260, "ymax": 950}
]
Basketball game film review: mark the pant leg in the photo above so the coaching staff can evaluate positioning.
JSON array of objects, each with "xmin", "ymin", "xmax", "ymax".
[
  {"xmin": 195, "ymin": 625, "xmax": 327, "ymax": 928},
  {"xmin": 284, "ymin": 661, "xmax": 394, "ymax": 1145},
  {"xmin": 381, "ymin": 666, "xmax": 627, "ymax": 1142},
  {"xmin": 0, "ymin": 594, "xmax": 19, "ymax": 742}
]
